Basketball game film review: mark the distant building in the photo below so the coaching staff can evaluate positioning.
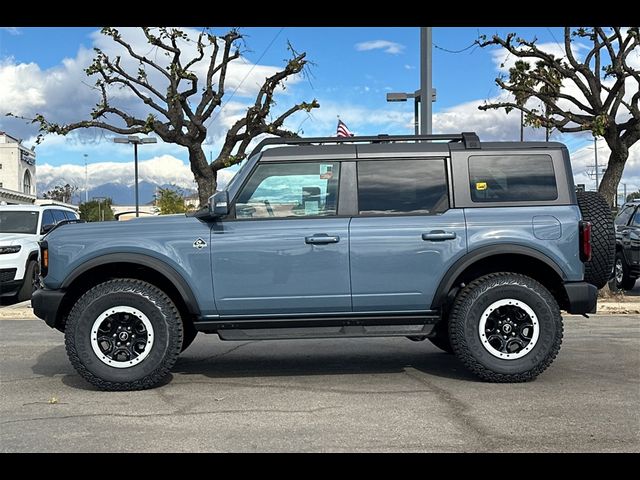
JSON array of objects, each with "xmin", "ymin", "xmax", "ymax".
[{"xmin": 0, "ymin": 132, "xmax": 37, "ymax": 205}]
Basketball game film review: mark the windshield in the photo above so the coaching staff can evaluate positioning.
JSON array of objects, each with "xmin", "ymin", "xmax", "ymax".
[{"xmin": 0, "ymin": 211, "xmax": 40, "ymax": 234}]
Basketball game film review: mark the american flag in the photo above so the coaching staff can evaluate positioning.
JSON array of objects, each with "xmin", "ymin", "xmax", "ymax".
[{"xmin": 336, "ymin": 119, "xmax": 354, "ymax": 137}]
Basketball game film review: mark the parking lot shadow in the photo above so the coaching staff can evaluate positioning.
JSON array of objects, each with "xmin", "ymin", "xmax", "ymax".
[{"xmin": 173, "ymin": 342, "xmax": 478, "ymax": 382}]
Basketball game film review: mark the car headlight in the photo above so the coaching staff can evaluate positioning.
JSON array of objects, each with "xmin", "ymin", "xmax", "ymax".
[{"xmin": 0, "ymin": 245, "xmax": 21, "ymax": 254}]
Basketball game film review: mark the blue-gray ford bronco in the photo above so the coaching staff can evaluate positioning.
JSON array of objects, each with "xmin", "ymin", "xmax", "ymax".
[{"xmin": 32, "ymin": 133, "xmax": 615, "ymax": 390}]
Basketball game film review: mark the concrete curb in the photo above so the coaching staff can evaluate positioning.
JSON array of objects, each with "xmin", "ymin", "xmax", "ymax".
[{"xmin": 1, "ymin": 301, "xmax": 639, "ymax": 320}]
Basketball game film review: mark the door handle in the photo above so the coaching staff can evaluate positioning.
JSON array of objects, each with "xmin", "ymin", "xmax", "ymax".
[
  {"xmin": 422, "ymin": 230, "xmax": 457, "ymax": 241},
  {"xmin": 305, "ymin": 235, "xmax": 340, "ymax": 245}
]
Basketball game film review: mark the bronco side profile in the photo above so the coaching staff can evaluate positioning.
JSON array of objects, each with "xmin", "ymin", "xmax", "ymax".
[{"xmin": 32, "ymin": 133, "xmax": 615, "ymax": 390}]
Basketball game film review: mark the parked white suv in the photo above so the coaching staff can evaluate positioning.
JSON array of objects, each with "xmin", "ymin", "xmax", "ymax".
[{"xmin": 0, "ymin": 204, "xmax": 79, "ymax": 303}]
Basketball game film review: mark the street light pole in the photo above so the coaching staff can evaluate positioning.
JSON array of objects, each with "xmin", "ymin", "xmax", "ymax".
[
  {"xmin": 84, "ymin": 153, "xmax": 88, "ymax": 203},
  {"xmin": 113, "ymin": 135, "xmax": 157, "ymax": 218},
  {"xmin": 594, "ymin": 136, "xmax": 599, "ymax": 191},
  {"xmin": 420, "ymin": 27, "xmax": 433, "ymax": 135}
]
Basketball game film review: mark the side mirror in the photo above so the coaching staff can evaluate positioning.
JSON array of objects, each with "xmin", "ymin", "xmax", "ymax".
[
  {"xmin": 41, "ymin": 224, "xmax": 54, "ymax": 235},
  {"xmin": 209, "ymin": 190, "xmax": 229, "ymax": 217}
]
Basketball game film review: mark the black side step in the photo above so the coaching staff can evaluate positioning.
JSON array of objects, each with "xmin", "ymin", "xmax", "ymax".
[{"xmin": 217, "ymin": 323, "xmax": 435, "ymax": 341}]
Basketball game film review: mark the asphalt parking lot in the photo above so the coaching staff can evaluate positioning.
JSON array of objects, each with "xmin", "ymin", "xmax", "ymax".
[{"xmin": 0, "ymin": 315, "xmax": 638, "ymax": 452}]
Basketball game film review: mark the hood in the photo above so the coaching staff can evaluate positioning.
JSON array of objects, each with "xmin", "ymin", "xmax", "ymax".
[{"xmin": 0, "ymin": 232, "xmax": 39, "ymax": 246}]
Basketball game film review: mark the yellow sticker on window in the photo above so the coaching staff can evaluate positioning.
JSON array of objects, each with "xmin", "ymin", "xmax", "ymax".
[{"xmin": 476, "ymin": 182, "xmax": 488, "ymax": 191}]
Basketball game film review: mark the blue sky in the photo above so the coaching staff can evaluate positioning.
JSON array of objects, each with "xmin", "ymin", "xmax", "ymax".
[{"xmin": 0, "ymin": 26, "xmax": 635, "ymax": 195}]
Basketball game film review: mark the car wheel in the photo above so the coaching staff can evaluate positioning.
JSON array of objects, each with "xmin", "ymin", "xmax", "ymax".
[
  {"xmin": 17, "ymin": 260, "xmax": 37, "ymax": 302},
  {"xmin": 613, "ymin": 251, "xmax": 637, "ymax": 291},
  {"xmin": 65, "ymin": 279, "xmax": 183, "ymax": 391},
  {"xmin": 427, "ymin": 320, "xmax": 454, "ymax": 354},
  {"xmin": 449, "ymin": 272, "xmax": 563, "ymax": 382},
  {"xmin": 576, "ymin": 191, "xmax": 615, "ymax": 289}
]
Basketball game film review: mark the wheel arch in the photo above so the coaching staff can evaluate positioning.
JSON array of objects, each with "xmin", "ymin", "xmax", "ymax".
[
  {"xmin": 55, "ymin": 254, "xmax": 200, "ymax": 331},
  {"xmin": 431, "ymin": 245, "xmax": 569, "ymax": 311}
]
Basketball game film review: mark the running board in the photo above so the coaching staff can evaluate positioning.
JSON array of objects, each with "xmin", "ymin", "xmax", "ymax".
[
  {"xmin": 217, "ymin": 323, "xmax": 435, "ymax": 341},
  {"xmin": 194, "ymin": 312, "xmax": 440, "ymax": 340}
]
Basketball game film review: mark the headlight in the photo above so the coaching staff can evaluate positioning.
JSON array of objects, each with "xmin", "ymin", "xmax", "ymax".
[{"xmin": 0, "ymin": 245, "xmax": 21, "ymax": 254}]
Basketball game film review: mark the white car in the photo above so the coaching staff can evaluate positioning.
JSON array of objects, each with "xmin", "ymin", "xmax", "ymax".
[{"xmin": 0, "ymin": 204, "xmax": 79, "ymax": 303}]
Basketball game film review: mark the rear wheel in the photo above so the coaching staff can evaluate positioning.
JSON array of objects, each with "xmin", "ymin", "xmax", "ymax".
[
  {"xmin": 65, "ymin": 279, "xmax": 183, "ymax": 391},
  {"xmin": 576, "ymin": 191, "xmax": 615, "ymax": 289},
  {"xmin": 612, "ymin": 251, "xmax": 637, "ymax": 291},
  {"xmin": 449, "ymin": 273, "xmax": 563, "ymax": 382}
]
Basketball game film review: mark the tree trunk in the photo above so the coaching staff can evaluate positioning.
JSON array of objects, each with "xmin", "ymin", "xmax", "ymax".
[
  {"xmin": 598, "ymin": 142, "xmax": 628, "ymax": 207},
  {"xmin": 188, "ymin": 145, "xmax": 216, "ymax": 208}
]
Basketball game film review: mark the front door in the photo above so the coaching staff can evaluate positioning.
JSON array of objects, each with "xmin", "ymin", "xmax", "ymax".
[
  {"xmin": 349, "ymin": 158, "xmax": 467, "ymax": 312},
  {"xmin": 211, "ymin": 160, "xmax": 351, "ymax": 316}
]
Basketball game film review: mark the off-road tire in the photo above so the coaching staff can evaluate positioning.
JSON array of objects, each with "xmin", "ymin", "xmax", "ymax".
[
  {"xmin": 428, "ymin": 320, "xmax": 454, "ymax": 354},
  {"xmin": 65, "ymin": 279, "xmax": 183, "ymax": 391},
  {"xmin": 576, "ymin": 191, "xmax": 615, "ymax": 289},
  {"xmin": 449, "ymin": 273, "xmax": 563, "ymax": 382}
]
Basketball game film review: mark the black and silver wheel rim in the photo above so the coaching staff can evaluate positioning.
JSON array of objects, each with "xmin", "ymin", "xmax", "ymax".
[
  {"xmin": 90, "ymin": 306, "xmax": 154, "ymax": 368},
  {"xmin": 615, "ymin": 258, "xmax": 624, "ymax": 284},
  {"xmin": 478, "ymin": 299, "xmax": 539, "ymax": 360}
]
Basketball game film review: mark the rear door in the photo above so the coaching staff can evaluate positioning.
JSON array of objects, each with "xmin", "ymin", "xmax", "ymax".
[{"xmin": 349, "ymin": 157, "xmax": 467, "ymax": 312}]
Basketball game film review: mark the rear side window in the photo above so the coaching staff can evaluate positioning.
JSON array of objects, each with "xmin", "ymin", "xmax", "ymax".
[
  {"xmin": 62, "ymin": 210, "xmax": 78, "ymax": 220},
  {"xmin": 357, "ymin": 159, "xmax": 448, "ymax": 215},
  {"xmin": 469, "ymin": 155, "xmax": 558, "ymax": 203}
]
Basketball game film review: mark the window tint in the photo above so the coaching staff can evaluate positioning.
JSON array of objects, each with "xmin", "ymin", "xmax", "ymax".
[
  {"xmin": 357, "ymin": 159, "xmax": 448, "ymax": 215},
  {"xmin": 469, "ymin": 155, "xmax": 558, "ymax": 203},
  {"xmin": 616, "ymin": 206, "xmax": 635, "ymax": 226},
  {"xmin": 235, "ymin": 162, "xmax": 340, "ymax": 219},
  {"xmin": 632, "ymin": 210, "xmax": 640, "ymax": 227},
  {"xmin": 51, "ymin": 210, "xmax": 67, "ymax": 223},
  {"xmin": 41, "ymin": 210, "xmax": 55, "ymax": 228}
]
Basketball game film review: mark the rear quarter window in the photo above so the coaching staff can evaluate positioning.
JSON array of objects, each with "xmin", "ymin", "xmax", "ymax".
[{"xmin": 469, "ymin": 154, "xmax": 558, "ymax": 203}]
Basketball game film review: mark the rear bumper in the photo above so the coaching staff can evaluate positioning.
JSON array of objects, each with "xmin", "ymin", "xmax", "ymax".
[
  {"xmin": 32, "ymin": 288, "xmax": 66, "ymax": 328},
  {"xmin": 564, "ymin": 282, "xmax": 597, "ymax": 314}
]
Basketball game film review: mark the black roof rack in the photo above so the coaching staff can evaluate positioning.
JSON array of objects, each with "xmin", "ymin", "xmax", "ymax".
[{"xmin": 249, "ymin": 132, "xmax": 480, "ymax": 158}]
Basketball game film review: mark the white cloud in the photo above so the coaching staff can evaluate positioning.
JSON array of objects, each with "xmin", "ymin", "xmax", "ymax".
[
  {"xmin": 0, "ymin": 27, "xmax": 303, "ymax": 147},
  {"xmin": 404, "ymin": 64, "xmax": 415, "ymax": 70},
  {"xmin": 36, "ymin": 155, "xmax": 236, "ymax": 191},
  {"xmin": 0, "ymin": 27, "xmax": 21, "ymax": 35},
  {"xmin": 355, "ymin": 40, "xmax": 405, "ymax": 55}
]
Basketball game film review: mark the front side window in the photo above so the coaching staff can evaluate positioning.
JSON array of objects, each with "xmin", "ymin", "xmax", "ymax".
[
  {"xmin": 469, "ymin": 155, "xmax": 558, "ymax": 203},
  {"xmin": 357, "ymin": 159, "xmax": 448, "ymax": 215},
  {"xmin": 235, "ymin": 162, "xmax": 340, "ymax": 219}
]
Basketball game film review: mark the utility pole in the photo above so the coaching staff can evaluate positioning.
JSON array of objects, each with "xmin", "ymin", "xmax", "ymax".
[
  {"xmin": 83, "ymin": 153, "xmax": 88, "ymax": 203},
  {"xmin": 420, "ymin": 27, "xmax": 433, "ymax": 135}
]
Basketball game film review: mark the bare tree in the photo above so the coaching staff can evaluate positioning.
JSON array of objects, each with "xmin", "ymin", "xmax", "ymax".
[
  {"xmin": 477, "ymin": 27, "xmax": 639, "ymax": 206},
  {"xmin": 42, "ymin": 183, "xmax": 79, "ymax": 203},
  {"xmin": 17, "ymin": 27, "xmax": 319, "ymax": 206}
]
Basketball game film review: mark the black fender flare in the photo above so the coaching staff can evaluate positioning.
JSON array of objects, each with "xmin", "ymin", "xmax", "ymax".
[
  {"xmin": 430, "ymin": 244, "xmax": 567, "ymax": 309},
  {"xmin": 61, "ymin": 253, "xmax": 201, "ymax": 315}
]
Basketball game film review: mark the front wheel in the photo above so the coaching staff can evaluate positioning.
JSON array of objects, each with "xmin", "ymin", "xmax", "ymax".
[
  {"xmin": 65, "ymin": 279, "xmax": 183, "ymax": 391},
  {"xmin": 449, "ymin": 273, "xmax": 563, "ymax": 382}
]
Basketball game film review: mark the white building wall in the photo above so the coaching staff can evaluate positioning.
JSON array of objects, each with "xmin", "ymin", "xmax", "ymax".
[{"xmin": 0, "ymin": 133, "xmax": 37, "ymax": 201}]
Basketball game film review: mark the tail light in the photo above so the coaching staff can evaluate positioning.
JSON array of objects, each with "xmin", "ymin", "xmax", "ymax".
[
  {"xmin": 39, "ymin": 241, "xmax": 48, "ymax": 277},
  {"xmin": 579, "ymin": 221, "xmax": 592, "ymax": 262}
]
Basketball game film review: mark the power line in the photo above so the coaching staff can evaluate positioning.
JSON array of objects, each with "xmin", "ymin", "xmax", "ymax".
[
  {"xmin": 204, "ymin": 27, "xmax": 285, "ymax": 137},
  {"xmin": 433, "ymin": 41, "xmax": 478, "ymax": 54}
]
